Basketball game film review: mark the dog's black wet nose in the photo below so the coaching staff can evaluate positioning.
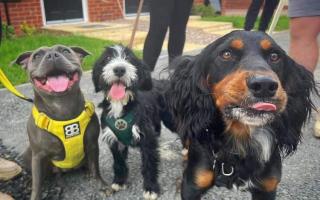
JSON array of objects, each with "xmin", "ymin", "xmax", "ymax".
[
  {"xmin": 45, "ymin": 52, "xmax": 60, "ymax": 60},
  {"xmin": 113, "ymin": 67, "xmax": 126, "ymax": 77},
  {"xmin": 247, "ymin": 76, "xmax": 278, "ymax": 98}
]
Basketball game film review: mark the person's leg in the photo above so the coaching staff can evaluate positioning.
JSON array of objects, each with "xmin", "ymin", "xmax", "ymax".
[
  {"xmin": 289, "ymin": 16, "xmax": 320, "ymax": 72},
  {"xmin": 289, "ymin": 16, "xmax": 320, "ymax": 137},
  {"xmin": 167, "ymin": 0, "xmax": 193, "ymax": 63},
  {"xmin": 244, "ymin": 0, "xmax": 264, "ymax": 31},
  {"xmin": 258, "ymin": 0, "xmax": 279, "ymax": 31},
  {"xmin": 143, "ymin": 0, "xmax": 174, "ymax": 70}
]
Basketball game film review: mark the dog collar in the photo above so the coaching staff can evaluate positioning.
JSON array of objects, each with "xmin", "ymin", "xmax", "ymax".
[
  {"xmin": 103, "ymin": 110, "xmax": 135, "ymax": 146},
  {"xmin": 32, "ymin": 102, "xmax": 95, "ymax": 169}
]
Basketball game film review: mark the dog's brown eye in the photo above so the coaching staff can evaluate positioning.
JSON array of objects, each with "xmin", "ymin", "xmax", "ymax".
[
  {"xmin": 270, "ymin": 52, "xmax": 280, "ymax": 62},
  {"xmin": 221, "ymin": 50, "xmax": 232, "ymax": 60}
]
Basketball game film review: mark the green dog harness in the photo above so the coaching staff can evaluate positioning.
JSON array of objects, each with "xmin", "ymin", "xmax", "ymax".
[{"xmin": 103, "ymin": 110, "xmax": 136, "ymax": 145}]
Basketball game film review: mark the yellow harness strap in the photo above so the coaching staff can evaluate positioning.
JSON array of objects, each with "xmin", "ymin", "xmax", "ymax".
[{"xmin": 32, "ymin": 102, "xmax": 95, "ymax": 169}]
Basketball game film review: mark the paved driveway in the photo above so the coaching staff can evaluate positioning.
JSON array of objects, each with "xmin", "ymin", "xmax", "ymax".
[{"xmin": 0, "ymin": 31, "xmax": 319, "ymax": 200}]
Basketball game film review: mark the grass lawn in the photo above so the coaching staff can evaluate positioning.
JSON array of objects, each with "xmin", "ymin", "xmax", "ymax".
[
  {"xmin": 202, "ymin": 15, "xmax": 289, "ymax": 31},
  {"xmin": 0, "ymin": 32, "xmax": 116, "ymax": 87}
]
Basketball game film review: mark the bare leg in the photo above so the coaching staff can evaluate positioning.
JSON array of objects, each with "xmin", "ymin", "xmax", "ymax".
[
  {"xmin": 289, "ymin": 16, "xmax": 320, "ymax": 137},
  {"xmin": 289, "ymin": 16, "xmax": 320, "ymax": 72}
]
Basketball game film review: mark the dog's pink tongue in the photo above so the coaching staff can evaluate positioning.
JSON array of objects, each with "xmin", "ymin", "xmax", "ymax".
[
  {"xmin": 109, "ymin": 83, "xmax": 126, "ymax": 100},
  {"xmin": 47, "ymin": 75, "xmax": 69, "ymax": 92},
  {"xmin": 251, "ymin": 102, "xmax": 277, "ymax": 111}
]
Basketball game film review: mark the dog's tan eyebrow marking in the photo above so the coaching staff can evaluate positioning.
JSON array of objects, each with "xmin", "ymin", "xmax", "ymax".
[
  {"xmin": 260, "ymin": 39, "xmax": 272, "ymax": 50},
  {"xmin": 230, "ymin": 39, "xmax": 244, "ymax": 50}
]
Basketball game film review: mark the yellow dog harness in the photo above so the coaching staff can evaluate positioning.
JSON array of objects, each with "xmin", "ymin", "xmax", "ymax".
[{"xmin": 32, "ymin": 102, "xmax": 95, "ymax": 169}]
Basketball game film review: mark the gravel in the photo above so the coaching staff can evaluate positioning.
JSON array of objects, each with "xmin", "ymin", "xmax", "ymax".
[{"xmin": 0, "ymin": 140, "xmax": 62, "ymax": 200}]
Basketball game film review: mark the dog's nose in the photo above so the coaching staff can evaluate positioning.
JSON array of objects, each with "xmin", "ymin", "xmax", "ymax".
[
  {"xmin": 113, "ymin": 67, "xmax": 126, "ymax": 77},
  {"xmin": 45, "ymin": 52, "xmax": 60, "ymax": 60},
  {"xmin": 247, "ymin": 76, "xmax": 278, "ymax": 98}
]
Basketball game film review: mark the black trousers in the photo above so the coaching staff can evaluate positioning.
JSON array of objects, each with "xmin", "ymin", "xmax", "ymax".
[
  {"xmin": 244, "ymin": 0, "xmax": 279, "ymax": 32},
  {"xmin": 143, "ymin": 0, "xmax": 194, "ymax": 70}
]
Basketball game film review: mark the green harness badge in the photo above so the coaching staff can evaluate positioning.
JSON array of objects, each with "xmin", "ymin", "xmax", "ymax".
[{"xmin": 104, "ymin": 110, "xmax": 136, "ymax": 145}]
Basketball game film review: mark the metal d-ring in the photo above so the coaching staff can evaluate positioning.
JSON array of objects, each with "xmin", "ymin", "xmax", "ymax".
[{"xmin": 221, "ymin": 163, "xmax": 234, "ymax": 176}]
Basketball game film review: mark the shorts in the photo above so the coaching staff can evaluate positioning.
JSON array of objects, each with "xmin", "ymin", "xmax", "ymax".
[{"xmin": 288, "ymin": 0, "xmax": 320, "ymax": 17}]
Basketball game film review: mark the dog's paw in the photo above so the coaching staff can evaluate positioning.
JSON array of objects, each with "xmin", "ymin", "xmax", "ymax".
[
  {"xmin": 132, "ymin": 125, "xmax": 141, "ymax": 142},
  {"xmin": 111, "ymin": 183, "xmax": 127, "ymax": 192},
  {"xmin": 143, "ymin": 191, "xmax": 158, "ymax": 200},
  {"xmin": 101, "ymin": 127, "xmax": 118, "ymax": 145},
  {"xmin": 98, "ymin": 185, "xmax": 113, "ymax": 196}
]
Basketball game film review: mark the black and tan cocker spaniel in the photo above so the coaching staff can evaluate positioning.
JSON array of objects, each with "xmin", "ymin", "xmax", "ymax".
[{"xmin": 166, "ymin": 30, "xmax": 318, "ymax": 200}]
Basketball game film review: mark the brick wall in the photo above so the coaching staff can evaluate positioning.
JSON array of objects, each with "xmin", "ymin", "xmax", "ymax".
[
  {"xmin": 194, "ymin": 0, "xmax": 204, "ymax": 4},
  {"xmin": 88, "ymin": 0, "xmax": 123, "ymax": 21},
  {"xmin": 192, "ymin": 0, "xmax": 251, "ymax": 12},
  {"xmin": 0, "ymin": 0, "xmax": 124, "ymax": 35},
  {"xmin": 222, "ymin": 0, "xmax": 251, "ymax": 10},
  {"xmin": 0, "ymin": 0, "xmax": 42, "ymax": 35}
]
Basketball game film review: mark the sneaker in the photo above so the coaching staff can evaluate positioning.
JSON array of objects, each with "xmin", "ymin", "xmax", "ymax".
[
  {"xmin": 0, "ymin": 192, "xmax": 14, "ymax": 200},
  {"xmin": 314, "ymin": 113, "xmax": 320, "ymax": 138},
  {"xmin": 0, "ymin": 158, "xmax": 22, "ymax": 181}
]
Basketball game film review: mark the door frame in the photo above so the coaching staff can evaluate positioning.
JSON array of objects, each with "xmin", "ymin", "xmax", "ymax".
[
  {"xmin": 40, "ymin": 0, "xmax": 89, "ymax": 26},
  {"xmin": 123, "ymin": 0, "xmax": 149, "ymax": 17}
]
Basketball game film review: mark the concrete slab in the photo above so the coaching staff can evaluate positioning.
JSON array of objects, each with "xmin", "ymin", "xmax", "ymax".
[
  {"xmin": 44, "ymin": 22, "xmax": 131, "ymax": 33},
  {"xmin": 187, "ymin": 20, "xmax": 233, "ymax": 30},
  {"xmin": 42, "ymin": 17, "xmax": 235, "ymax": 53}
]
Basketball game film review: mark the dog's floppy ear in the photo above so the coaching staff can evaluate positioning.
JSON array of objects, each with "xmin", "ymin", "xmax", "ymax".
[
  {"xmin": 166, "ymin": 55, "xmax": 216, "ymax": 139},
  {"xmin": 125, "ymin": 47, "xmax": 152, "ymax": 91},
  {"xmin": 137, "ymin": 61, "xmax": 152, "ymax": 91},
  {"xmin": 274, "ymin": 55, "xmax": 317, "ymax": 156},
  {"xmin": 71, "ymin": 46, "xmax": 91, "ymax": 60},
  {"xmin": 12, "ymin": 51, "xmax": 33, "ymax": 69}
]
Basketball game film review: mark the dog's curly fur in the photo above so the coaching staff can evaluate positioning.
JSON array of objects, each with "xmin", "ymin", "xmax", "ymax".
[
  {"xmin": 92, "ymin": 45, "xmax": 174, "ymax": 199},
  {"xmin": 166, "ymin": 31, "xmax": 317, "ymax": 200}
]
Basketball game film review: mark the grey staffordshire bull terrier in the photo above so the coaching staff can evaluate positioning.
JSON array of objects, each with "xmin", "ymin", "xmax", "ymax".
[{"xmin": 14, "ymin": 45, "xmax": 107, "ymax": 200}]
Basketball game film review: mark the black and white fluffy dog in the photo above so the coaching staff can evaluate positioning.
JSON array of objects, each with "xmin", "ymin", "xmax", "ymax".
[
  {"xmin": 166, "ymin": 31, "xmax": 318, "ymax": 200},
  {"xmin": 92, "ymin": 45, "xmax": 172, "ymax": 200}
]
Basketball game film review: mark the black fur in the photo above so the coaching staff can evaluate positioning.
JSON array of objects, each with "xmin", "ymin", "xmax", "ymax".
[{"xmin": 166, "ymin": 31, "xmax": 317, "ymax": 200}]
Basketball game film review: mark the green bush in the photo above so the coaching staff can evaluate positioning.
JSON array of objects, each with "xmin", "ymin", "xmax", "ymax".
[
  {"xmin": 20, "ymin": 22, "xmax": 36, "ymax": 36},
  {"xmin": 191, "ymin": 5, "xmax": 216, "ymax": 18},
  {"xmin": 1, "ymin": 23, "xmax": 15, "ymax": 40}
]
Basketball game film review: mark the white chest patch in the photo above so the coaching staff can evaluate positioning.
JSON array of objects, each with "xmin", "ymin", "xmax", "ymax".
[
  {"xmin": 252, "ymin": 128, "xmax": 274, "ymax": 162},
  {"xmin": 108, "ymin": 101, "xmax": 124, "ymax": 118}
]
